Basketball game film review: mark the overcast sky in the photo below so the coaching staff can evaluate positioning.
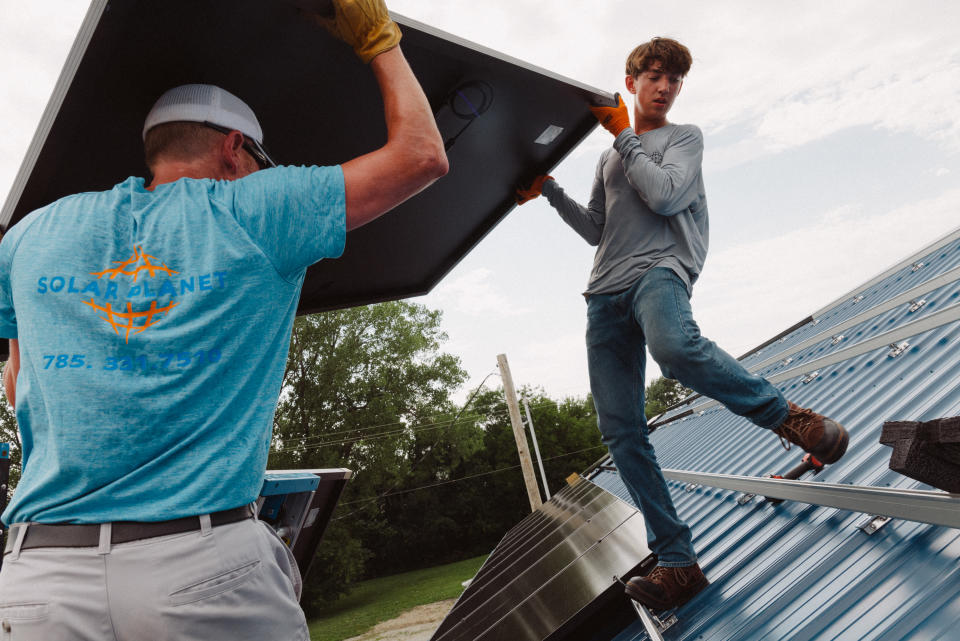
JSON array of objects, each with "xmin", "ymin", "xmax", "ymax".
[{"xmin": 2, "ymin": 1, "xmax": 958, "ymax": 403}]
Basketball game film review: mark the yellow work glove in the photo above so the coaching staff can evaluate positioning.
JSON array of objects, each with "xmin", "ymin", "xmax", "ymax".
[
  {"xmin": 516, "ymin": 175, "xmax": 553, "ymax": 205},
  {"xmin": 589, "ymin": 94, "xmax": 631, "ymax": 137},
  {"xmin": 315, "ymin": 0, "xmax": 401, "ymax": 63}
]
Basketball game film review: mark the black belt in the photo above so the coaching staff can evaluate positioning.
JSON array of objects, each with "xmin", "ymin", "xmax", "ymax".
[{"xmin": 3, "ymin": 506, "xmax": 253, "ymax": 555}]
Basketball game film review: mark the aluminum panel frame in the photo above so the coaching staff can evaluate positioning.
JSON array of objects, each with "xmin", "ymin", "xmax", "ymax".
[{"xmin": 431, "ymin": 480, "xmax": 651, "ymax": 641}]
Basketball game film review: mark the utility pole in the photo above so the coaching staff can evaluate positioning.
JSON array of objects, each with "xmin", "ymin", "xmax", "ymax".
[
  {"xmin": 497, "ymin": 354, "xmax": 543, "ymax": 512},
  {"xmin": 523, "ymin": 399, "xmax": 551, "ymax": 501}
]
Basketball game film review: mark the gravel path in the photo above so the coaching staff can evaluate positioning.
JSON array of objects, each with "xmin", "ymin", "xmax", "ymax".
[{"xmin": 341, "ymin": 599, "xmax": 456, "ymax": 641}]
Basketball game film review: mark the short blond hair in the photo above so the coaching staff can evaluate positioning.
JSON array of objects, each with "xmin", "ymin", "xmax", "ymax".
[{"xmin": 144, "ymin": 122, "xmax": 222, "ymax": 170}]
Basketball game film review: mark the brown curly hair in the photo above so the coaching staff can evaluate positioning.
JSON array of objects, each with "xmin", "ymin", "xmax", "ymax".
[{"xmin": 625, "ymin": 38, "xmax": 692, "ymax": 78}]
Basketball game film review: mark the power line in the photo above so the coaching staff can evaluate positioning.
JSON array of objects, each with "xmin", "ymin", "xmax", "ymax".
[
  {"xmin": 271, "ymin": 410, "xmax": 490, "ymax": 448},
  {"xmin": 331, "ymin": 444, "xmax": 606, "ymax": 518},
  {"xmin": 326, "ymin": 371, "xmax": 502, "ymax": 522},
  {"xmin": 274, "ymin": 418, "xmax": 473, "ymax": 452},
  {"xmin": 271, "ymin": 398, "xmax": 590, "ymax": 453},
  {"xmin": 271, "ymin": 377, "xmax": 592, "ymax": 446},
  {"xmin": 273, "ymin": 397, "xmax": 573, "ymax": 445}
]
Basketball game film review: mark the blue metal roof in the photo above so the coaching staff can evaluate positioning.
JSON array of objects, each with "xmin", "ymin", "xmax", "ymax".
[{"xmin": 587, "ymin": 227, "xmax": 960, "ymax": 640}]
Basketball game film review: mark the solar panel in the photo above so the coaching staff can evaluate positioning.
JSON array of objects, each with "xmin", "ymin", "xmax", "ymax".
[
  {"xmin": 0, "ymin": 0, "xmax": 612, "ymax": 315},
  {"xmin": 257, "ymin": 468, "xmax": 352, "ymax": 581},
  {"xmin": 431, "ymin": 478, "xmax": 653, "ymax": 641}
]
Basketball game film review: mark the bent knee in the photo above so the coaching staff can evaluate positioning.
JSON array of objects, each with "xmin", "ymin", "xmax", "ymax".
[{"xmin": 648, "ymin": 335, "xmax": 703, "ymax": 373}]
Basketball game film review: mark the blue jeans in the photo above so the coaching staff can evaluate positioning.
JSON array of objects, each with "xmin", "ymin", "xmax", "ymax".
[{"xmin": 586, "ymin": 267, "xmax": 788, "ymax": 566}]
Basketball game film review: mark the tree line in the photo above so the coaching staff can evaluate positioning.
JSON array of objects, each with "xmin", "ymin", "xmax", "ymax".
[{"xmin": 0, "ymin": 301, "xmax": 689, "ymax": 616}]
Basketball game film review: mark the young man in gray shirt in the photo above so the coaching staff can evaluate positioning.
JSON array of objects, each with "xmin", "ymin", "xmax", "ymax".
[{"xmin": 517, "ymin": 38, "xmax": 848, "ymax": 611}]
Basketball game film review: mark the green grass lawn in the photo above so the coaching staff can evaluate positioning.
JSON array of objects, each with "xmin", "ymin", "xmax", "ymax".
[{"xmin": 308, "ymin": 554, "xmax": 488, "ymax": 641}]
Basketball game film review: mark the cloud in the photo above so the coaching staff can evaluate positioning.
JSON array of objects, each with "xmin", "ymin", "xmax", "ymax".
[
  {"xmin": 751, "ymin": 56, "xmax": 960, "ymax": 153},
  {"xmin": 692, "ymin": 188, "xmax": 960, "ymax": 356},
  {"xmin": 393, "ymin": 1, "xmax": 960, "ymax": 167},
  {"xmin": 677, "ymin": 3, "xmax": 960, "ymax": 162},
  {"xmin": 0, "ymin": 1, "xmax": 90, "ymax": 209},
  {"xmin": 424, "ymin": 267, "xmax": 529, "ymax": 318},
  {"xmin": 512, "ymin": 331, "xmax": 591, "ymax": 399}
]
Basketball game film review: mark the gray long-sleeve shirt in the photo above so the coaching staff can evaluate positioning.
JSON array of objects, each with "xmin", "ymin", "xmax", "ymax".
[{"xmin": 543, "ymin": 124, "xmax": 708, "ymax": 295}]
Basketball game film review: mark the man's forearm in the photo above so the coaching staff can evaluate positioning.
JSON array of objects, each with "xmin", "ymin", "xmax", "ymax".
[
  {"xmin": 370, "ymin": 47, "xmax": 443, "ymax": 164},
  {"xmin": 341, "ymin": 46, "xmax": 448, "ymax": 230},
  {"xmin": 614, "ymin": 128, "xmax": 702, "ymax": 215},
  {"xmin": 4, "ymin": 338, "xmax": 19, "ymax": 408},
  {"xmin": 543, "ymin": 180, "xmax": 604, "ymax": 247}
]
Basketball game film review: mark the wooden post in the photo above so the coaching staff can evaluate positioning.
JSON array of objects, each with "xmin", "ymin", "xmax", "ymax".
[
  {"xmin": 497, "ymin": 354, "xmax": 543, "ymax": 512},
  {"xmin": 523, "ymin": 399, "xmax": 551, "ymax": 500}
]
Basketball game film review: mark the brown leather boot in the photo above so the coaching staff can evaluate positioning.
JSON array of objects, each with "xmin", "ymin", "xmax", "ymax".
[
  {"xmin": 624, "ymin": 563, "xmax": 709, "ymax": 611},
  {"xmin": 774, "ymin": 402, "xmax": 849, "ymax": 464}
]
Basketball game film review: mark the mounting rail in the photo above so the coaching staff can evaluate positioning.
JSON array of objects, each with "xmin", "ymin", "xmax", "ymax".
[{"xmin": 661, "ymin": 469, "xmax": 960, "ymax": 530}]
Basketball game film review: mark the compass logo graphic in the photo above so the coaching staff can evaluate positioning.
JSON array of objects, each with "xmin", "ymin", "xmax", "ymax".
[{"xmin": 83, "ymin": 247, "xmax": 179, "ymax": 343}]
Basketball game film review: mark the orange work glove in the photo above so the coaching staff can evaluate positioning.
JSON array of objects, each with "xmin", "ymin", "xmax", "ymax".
[
  {"xmin": 312, "ymin": 0, "xmax": 401, "ymax": 63},
  {"xmin": 516, "ymin": 175, "xmax": 553, "ymax": 205},
  {"xmin": 589, "ymin": 94, "xmax": 631, "ymax": 137}
]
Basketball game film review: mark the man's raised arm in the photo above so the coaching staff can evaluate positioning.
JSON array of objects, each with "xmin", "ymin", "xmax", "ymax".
[
  {"xmin": 341, "ymin": 47, "xmax": 448, "ymax": 230},
  {"xmin": 314, "ymin": 0, "xmax": 448, "ymax": 231}
]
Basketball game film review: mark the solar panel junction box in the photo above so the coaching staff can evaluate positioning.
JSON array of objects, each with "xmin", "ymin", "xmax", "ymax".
[{"xmin": 880, "ymin": 418, "xmax": 960, "ymax": 493}]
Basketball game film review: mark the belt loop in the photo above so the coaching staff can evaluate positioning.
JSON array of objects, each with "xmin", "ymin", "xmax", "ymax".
[
  {"xmin": 199, "ymin": 513, "xmax": 212, "ymax": 537},
  {"xmin": 98, "ymin": 523, "xmax": 112, "ymax": 555},
  {"xmin": 248, "ymin": 501, "xmax": 259, "ymax": 519},
  {"xmin": 9, "ymin": 524, "xmax": 28, "ymax": 560}
]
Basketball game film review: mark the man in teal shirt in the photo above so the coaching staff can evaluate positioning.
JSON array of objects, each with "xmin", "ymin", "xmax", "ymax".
[{"xmin": 0, "ymin": 1, "xmax": 447, "ymax": 638}]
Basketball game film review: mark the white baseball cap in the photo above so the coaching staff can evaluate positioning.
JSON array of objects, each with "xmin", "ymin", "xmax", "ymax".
[{"xmin": 143, "ymin": 84, "xmax": 275, "ymax": 167}]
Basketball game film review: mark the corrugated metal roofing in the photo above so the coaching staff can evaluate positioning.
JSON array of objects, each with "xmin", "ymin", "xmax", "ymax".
[{"xmin": 586, "ymin": 227, "xmax": 960, "ymax": 640}]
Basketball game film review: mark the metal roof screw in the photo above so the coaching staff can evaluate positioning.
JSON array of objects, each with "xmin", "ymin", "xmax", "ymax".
[
  {"xmin": 888, "ymin": 342, "xmax": 910, "ymax": 358},
  {"xmin": 802, "ymin": 371, "xmax": 820, "ymax": 384},
  {"xmin": 830, "ymin": 334, "xmax": 845, "ymax": 345},
  {"xmin": 908, "ymin": 299, "xmax": 926, "ymax": 313},
  {"xmin": 911, "ymin": 261, "xmax": 925, "ymax": 272},
  {"xmin": 857, "ymin": 515, "xmax": 892, "ymax": 534},
  {"xmin": 780, "ymin": 357, "xmax": 793, "ymax": 366},
  {"xmin": 852, "ymin": 294, "xmax": 865, "ymax": 304}
]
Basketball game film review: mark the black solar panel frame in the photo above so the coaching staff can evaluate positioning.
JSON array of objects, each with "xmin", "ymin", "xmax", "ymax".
[{"xmin": 0, "ymin": 0, "xmax": 612, "ymax": 317}]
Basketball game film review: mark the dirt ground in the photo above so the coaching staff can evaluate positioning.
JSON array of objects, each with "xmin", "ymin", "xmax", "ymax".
[{"xmin": 342, "ymin": 599, "xmax": 457, "ymax": 641}]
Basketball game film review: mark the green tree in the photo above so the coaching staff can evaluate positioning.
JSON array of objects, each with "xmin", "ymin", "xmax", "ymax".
[
  {"xmin": 644, "ymin": 376, "xmax": 691, "ymax": 419},
  {"xmin": 513, "ymin": 389, "xmax": 605, "ymax": 493},
  {"xmin": 0, "ymin": 391, "xmax": 20, "ymax": 510},
  {"xmin": 386, "ymin": 387, "xmax": 605, "ymax": 565},
  {"xmin": 267, "ymin": 302, "xmax": 467, "ymax": 612}
]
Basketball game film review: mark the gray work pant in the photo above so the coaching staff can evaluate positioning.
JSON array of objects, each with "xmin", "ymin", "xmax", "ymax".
[{"xmin": 0, "ymin": 515, "xmax": 309, "ymax": 640}]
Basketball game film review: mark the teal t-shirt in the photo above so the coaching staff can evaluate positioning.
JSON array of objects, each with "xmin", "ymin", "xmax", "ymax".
[{"xmin": 0, "ymin": 166, "xmax": 345, "ymax": 524}]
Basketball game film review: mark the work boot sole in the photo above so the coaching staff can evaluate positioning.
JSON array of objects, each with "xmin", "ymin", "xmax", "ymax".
[
  {"xmin": 624, "ymin": 574, "xmax": 710, "ymax": 611},
  {"xmin": 813, "ymin": 419, "xmax": 848, "ymax": 464}
]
